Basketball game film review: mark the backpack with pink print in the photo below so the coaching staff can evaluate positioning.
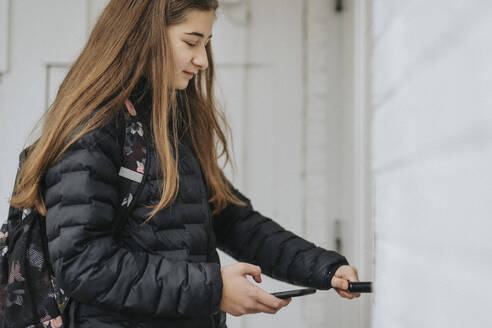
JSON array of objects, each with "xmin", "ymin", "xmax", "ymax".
[{"xmin": 0, "ymin": 100, "xmax": 149, "ymax": 328}]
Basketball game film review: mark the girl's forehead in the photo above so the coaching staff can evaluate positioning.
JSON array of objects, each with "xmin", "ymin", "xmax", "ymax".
[{"xmin": 174, "ymin": 9, "xmax": 215, "ymax": 35}]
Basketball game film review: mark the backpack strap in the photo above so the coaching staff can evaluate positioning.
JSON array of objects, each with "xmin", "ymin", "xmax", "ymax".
[{"xmin": 113, "ymin": 99, "xmax": 150, "ymax": 240}]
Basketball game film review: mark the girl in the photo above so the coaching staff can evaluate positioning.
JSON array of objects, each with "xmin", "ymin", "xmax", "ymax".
[{"xmin": 10, "ymin": 1, "xmax": 360, "ymax": 327}]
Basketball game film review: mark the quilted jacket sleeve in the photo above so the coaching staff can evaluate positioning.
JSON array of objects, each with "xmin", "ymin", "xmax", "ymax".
[
  {"xmin": 212, "ymin": 182, "xmax": 348, "ymax": 290},
  {"xmin": 43, "ymin": 118, "xmax": 222, "ymax": 317}
]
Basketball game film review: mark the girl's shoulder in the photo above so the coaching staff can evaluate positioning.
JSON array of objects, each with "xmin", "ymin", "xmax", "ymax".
[
  {"xmin": 57, "ymin": 108, "xmax": 124, "ymax": 169},
  {"xmin": 83, "ymin": 100, "xmax": 150, "ymax": 165}
]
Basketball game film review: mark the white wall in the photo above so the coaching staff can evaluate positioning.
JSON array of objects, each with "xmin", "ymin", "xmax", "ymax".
[
  {"xmin": 371, "ymin": 0, "xmax": 492, "ymax": 326},
  {"xmin": 0, "ymin": 0, "xmax": 9, "ymax": 75}
]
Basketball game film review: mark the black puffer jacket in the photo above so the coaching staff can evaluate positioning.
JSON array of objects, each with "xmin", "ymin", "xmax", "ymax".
[{"xmin": 43, "ymin": 91, "xmax": 348, "ymax": 328}]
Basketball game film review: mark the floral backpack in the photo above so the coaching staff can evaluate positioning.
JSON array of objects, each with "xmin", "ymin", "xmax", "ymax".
[{"xmin": 0, "ymin": 99, "xmax": 149, "ymax": 328}]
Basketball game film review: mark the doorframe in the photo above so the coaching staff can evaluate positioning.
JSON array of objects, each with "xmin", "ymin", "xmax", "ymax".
[
  {"xmin": 352, "ymin": 0, "xmax": 373, "ymax": 325},
  {"xmin": 342, "ymin": 0, "xmax": 373, "ymax": 326}
]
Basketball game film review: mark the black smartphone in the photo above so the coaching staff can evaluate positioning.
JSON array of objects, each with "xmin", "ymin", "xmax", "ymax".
[{"xmin": 271, "ymin": 288, "xmax": 316, "ymax": 299}]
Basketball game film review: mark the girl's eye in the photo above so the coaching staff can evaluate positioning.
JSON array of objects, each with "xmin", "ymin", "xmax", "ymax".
[{"xmin": 185, "ymin": 41, "xmax": 196, "ymax": 47}]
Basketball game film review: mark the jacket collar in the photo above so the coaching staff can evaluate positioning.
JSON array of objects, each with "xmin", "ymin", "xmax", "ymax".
[{"xmin": 128, "ymin": 78, "xmax": 152, "ymax": 118}]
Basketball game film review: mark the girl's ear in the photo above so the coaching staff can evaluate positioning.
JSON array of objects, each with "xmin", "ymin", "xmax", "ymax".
[{"xmin": 125, "ymin": 99, "xmax": 137, "ymax": 116}]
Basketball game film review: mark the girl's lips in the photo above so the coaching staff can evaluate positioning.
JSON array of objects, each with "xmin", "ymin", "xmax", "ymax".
[{"xmin": 183, "ymin": 71, "xmax": 194, "ymax": 78}]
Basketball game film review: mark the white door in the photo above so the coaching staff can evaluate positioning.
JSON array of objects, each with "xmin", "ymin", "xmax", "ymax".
[{"xmin": 215, "ymin": 0, "xmax": 372, "ymax": 327}]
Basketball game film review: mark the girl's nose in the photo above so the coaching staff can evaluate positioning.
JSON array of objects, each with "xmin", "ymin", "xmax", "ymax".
[{"xmin": 192, "ymin": 46, "xmax": 209, "ymax": 71}]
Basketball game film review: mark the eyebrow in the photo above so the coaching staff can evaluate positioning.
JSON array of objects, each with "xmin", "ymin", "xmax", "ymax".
[{"xmin": 185, "ymin": 32, "xmax": 213, "ymax": 39}]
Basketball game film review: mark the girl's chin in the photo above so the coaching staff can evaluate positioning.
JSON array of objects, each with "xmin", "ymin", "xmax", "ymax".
[{"xmin": 175, "ymin": 79, "xmax": 189, "ymax": 90}]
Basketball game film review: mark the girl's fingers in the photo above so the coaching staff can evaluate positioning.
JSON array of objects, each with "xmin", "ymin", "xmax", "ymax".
[
  {"xmin": 334, "ymin": 265, "xmax": 360, "ymax": 281},
  {"xmin": 242, "ymin": 264, "xmax": 263, "ymax": 284},
  {"xmin": 255, "ymin": 287, "xmax": 290, "ymax": 309},
  {"xmin": 335, "ymin": 289, "xmax": 353, "ymax": 299},
  {"xmin": 350, "ymin": 266, "xmax": 360, "ymax": 282},
  {"xmin": 332, "ymin": 265, "xmax": 362, "ymax": 300},
  {"xmin": 252, "ymin": 273, "xmax": 262, "ymax": 283},
  {"xmin": 240, "ymin": 263, "xmax": 262, "ymax": 277},
  {"xmin": 331, "ymin": 276, "xmax": 349, "ymax": 290},
  {"xmin": 255, "ymin": 297, "xmax": 291, "ymax": 314},
  {"xmin": 251, "ymin": 302, "xmax": 279, "ymax": 314},
  {"xmin": 335, "ymin": 288, "xmax": 360, "ymax": 299}
]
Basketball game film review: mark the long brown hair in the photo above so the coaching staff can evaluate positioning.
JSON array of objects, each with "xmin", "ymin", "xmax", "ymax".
[{"xmin": 10, "ymin": 0, "xmax": 244, "ymax": 219}]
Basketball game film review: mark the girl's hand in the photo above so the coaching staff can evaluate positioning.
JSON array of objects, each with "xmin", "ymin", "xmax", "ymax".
[
  {"xmin": 330, "ymin": 265, "xmax": 361, "ymax": 299},
  {"xmin": 220, "ymin": 263, "xmax": 291, "ymax": 316}
]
